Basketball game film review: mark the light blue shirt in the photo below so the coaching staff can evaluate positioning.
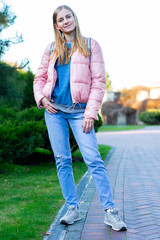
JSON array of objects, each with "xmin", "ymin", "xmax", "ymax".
[
  {"xmin": 51, "ymin": 42, "xmax": 86, "ymax": 112},
  {"xmin": 52, "ymin": 42, "xmax": 72, "ymax": 106}
]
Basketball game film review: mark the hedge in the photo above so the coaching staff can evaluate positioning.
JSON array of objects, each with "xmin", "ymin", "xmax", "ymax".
[
  {"xmin": 139, "ymin": 109, "xmax": 160, "ymax": 125},
  {"xmin": 0, "ymin": 106, "xmax": 102, "ymax": 164}
]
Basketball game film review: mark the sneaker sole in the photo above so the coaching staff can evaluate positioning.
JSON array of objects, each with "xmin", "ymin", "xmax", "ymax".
[
  {"xmin": 104, "ymin": 221, "xmax": 127, "ymax": 231},
  {"xmin": 60, "ymin": 217, "xmax": 81, "ymax": 225}
]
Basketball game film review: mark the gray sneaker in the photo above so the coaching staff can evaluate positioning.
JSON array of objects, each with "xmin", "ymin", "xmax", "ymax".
[
  {"xmin": 60, "ymin": 205, "xmax": 81, "ymax": 225},
  {"xmin": 104, "ymin": 208, "xmax": 127, "ymax": 231}
]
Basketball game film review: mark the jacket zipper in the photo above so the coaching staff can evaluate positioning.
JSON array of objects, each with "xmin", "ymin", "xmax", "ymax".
[
  {"xmin": 70, "ymin": 57, "xmax": 74, "ymax": 104},
  {"xmin": 50, "ymin": 56, "xmax": 58, "ymax": 100}
]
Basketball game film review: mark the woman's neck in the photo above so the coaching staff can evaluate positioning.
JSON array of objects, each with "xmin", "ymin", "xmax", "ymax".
[{"xmin": 64, "ymin": 30, "xmax": 75, "ymax": 42}]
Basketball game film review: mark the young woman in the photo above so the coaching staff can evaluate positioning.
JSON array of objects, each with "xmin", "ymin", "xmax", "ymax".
[{"xmin": 33, "ymin": 5, "xmax": 127, "ymax": 231}]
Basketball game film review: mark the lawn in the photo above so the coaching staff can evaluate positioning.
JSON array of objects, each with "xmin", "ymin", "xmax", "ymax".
[
  {"xmin": 98, "ymin": 124, "xmax": 145, "ymax": 132},
  {"xmin": 0, "ymin": 145, "xmax": 111, "ymax": 240}
]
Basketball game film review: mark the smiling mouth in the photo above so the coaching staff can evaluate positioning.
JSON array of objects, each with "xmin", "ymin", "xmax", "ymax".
[{"xmin": 64, "ymin": 24, "xmax": 72, "ymax": 28}]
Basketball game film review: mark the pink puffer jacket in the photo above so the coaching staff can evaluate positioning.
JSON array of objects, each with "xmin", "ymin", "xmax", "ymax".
[{"xmin": 33, "ymin": 38, "xmax": 106, "ymax": 120}]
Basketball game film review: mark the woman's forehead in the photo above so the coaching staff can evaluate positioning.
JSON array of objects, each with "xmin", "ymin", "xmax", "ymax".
[{"xmin": 57, "ymin": 8, "xmax": 72, "ymax": 18}]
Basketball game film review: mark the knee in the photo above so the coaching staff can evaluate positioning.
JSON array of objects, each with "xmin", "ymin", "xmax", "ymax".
[
  {"xmin": 55, "ymin": 155, "xmax": 72, "ymax": 170},
  {"xmin": 87, "ymin": 158, "xmax": 106, "ymax": 172}
]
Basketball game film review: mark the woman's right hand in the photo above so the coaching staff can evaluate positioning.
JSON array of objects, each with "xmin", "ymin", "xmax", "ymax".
[{"xmin": 41, "ymin": 97, "xmax": 58, "ymax": 114}]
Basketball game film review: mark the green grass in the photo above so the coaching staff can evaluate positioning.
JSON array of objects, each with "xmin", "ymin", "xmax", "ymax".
[
  {"xmin": 0, "ymin": 145, "xmax": 110, "ymax": 240},
  {"xmin": 98, "ymin": 124, "xmax": 145, "ymax": 132}
]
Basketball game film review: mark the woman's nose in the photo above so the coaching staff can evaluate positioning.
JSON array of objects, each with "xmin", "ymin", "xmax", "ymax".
[{"xmin": 64, "ymin": 18, "xmax": 68, "ymax": 24}]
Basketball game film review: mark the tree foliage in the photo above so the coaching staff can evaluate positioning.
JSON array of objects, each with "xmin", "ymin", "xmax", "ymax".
[
  {"xmin": 120, "ymin": 86, "xmax": 150, "ymax": 104},
  {"xmin": 21, "ymin": 70, "xmax": 36, "ymax": 109},
  {"xmin": 106, "ymin": 72, "xmax": 112, "ymax": 90},
  {"xmin": 0, "ymin": 2, "xmax": 23, "ymax": 57},
  {"xmin": 0, "ymin": 61, "xmax": 26, "ymax": 109}
]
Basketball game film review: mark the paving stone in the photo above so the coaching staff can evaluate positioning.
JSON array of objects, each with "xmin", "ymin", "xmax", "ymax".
[
  {"xmin": 81, "ymin": 231, "xmax": 111, "ymax": 240},
  {"xmin": 111, "ymin": 230, "xmax": 126, "ymax": 239},
  {"xmin": 65, "ymin": 231, "xmax": 81, "ymax": 240},
  {"xmin": 147, "ymin": 233, "xmax": 160, "ymax": 239}
]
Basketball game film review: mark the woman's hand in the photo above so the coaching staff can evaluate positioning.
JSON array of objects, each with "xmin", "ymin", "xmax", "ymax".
[
  {"xmin": 41, "ymin": 97, "xmax": 58, "ymax": 114},
  {"xmin": 82, "ymin": 118, "xmax": 94, "ymax": 134}
]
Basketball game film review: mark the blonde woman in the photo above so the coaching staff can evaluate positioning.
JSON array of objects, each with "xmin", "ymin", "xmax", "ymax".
[{"xmin": 33, "ymin": 5, "xmax": 127, "ymax": 231}]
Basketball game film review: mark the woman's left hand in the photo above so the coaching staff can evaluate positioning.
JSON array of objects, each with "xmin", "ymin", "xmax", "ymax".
[{"xmin": 82, "ymin": 118, "xmax": 94, "ymax": 134}]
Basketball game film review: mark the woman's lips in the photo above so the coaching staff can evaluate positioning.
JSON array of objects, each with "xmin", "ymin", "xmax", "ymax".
[{"xmin": 64, "ymin": 24, "xmax": 72, "ymax": 28}]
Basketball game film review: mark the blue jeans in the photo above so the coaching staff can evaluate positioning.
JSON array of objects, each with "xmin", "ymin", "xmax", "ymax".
[{"xmin": 45, "ymin": 110, "xmax": 114, "ymax": 210}]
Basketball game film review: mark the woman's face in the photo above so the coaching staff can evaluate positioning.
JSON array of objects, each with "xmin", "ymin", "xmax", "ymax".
[{"xmin": 55, "ymin": 8, "xmax": 76, "ymax": 34}]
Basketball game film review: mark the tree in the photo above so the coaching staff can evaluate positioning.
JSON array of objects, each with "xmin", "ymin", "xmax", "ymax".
[
  {"xmin": 120, "ymin": 86, "xmax": 150, "ymax": 106},
  {"xmin": 0, "ymin": 61, "xmax": 27, "ymax": 109},
  {"xmin": 0, "ymin": 2, "xmax": 23, "ymax": 58},
  {"xmin": 21, "ymin": 69, "xmax": 36, "ymax": 109},
  {"xmin": 106, "ymin": 72, "xmax": 112, "ymax": 90}
]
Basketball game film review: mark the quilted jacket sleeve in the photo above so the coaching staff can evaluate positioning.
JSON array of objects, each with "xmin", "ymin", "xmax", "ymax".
[
  {"xmin": 84, "ymin": 39, "xmax": 106, "ymax": 120},
  {"xmin": 33, "ymin": 44, "xmax": 50, "ymax": 108}
]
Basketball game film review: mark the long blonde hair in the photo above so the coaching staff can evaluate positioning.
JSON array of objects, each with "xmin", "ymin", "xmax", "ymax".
[{"xmin": 53, "ymin": 5, "xmax": 89, "ymax": 64}]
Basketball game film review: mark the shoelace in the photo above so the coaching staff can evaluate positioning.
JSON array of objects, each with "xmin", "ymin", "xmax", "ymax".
[
  {"xmin": 110, "ymin": 212, "xmax": 122, "ymax": 222},
  {"xmin": 113, "ymin": 214, "xmax": 121, "ymax": 221},
  {"xmin": 108, "ymin": 209, "xmax": 121, "ymax": 222},
  {"xmin": 66, "ymin": 208, "xmax": 74, "ymax": 216}
]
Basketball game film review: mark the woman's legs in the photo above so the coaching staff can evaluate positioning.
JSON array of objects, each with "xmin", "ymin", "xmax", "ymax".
[
  {"xmin": 45, "ymin": 110, "xmax": 114, "ymax": 210},
  {"xmin": 44, "ymin": 110, "xmax": 79, "ymax": 207},
  {"xmin": 68, "ymin": 113, "xmax": 114, "ymax": 210},
  {"xmin": 45, "ymin": 110, "xmax": 126, "ymax": 229}
]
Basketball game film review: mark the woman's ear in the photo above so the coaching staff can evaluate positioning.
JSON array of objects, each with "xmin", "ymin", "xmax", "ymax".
[{"xmin": 54, "ymin": 23, "xmax": 59, "ymax": 30}]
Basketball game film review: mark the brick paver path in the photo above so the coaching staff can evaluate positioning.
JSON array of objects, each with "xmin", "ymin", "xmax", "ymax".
[{"xmin": 81, "ymin": 126, "xmax": 160, "ymax": 240}]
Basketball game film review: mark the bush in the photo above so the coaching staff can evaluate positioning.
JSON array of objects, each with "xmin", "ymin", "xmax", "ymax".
[
  {"xmin": 139, "ymin": 109, "xmax": 160, "ymax": 125},
  {"xmin": 0, "ymin": 120, "xmax": 45, "ymax": 164},
  {"xmin": 94, "ymin": 113, "xmax": 103, "ymax": 132},
  {"xmin": 16, "ymin": 106, "xmax": 45, "ymax": 121},
  {"xmin": 0, "ymin": 106, "xmax": 49, "ymax": 164},
  {"xmin": 0, "ymin": 106, "xmax": 103, "ymax": 164},
  {"xmin": 0, "ymin": 62, "xmax": 27, "ymax": 109},
  {"xmin": 21, "ymin": 70, "xmax": 36, "ymax": 109},
  {"xmin": 0, "ymin": 106, "xmax": 17, "ymax": 123}
]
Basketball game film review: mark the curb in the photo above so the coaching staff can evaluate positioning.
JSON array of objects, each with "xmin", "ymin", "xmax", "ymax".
[{"xmin": 43, "ymin": 147, "xmax": 115, "ymax": 240}]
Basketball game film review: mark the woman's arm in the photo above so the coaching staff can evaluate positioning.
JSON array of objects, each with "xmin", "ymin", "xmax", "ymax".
[
  {"xmin": 84, "ymin": 39, "xmax": 106, "ymax": 121},
  {"xmin": 33, "ymin": 44, "xmax": 51, "ymax": 108}
]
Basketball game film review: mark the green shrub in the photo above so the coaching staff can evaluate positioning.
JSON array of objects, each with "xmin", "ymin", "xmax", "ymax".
[
  {"xmin": 94, "ymin": 113, "xmax": 103, "ymax": 132},
  {"xmin": 0, "ymin": 106, "xmax": 49, "ymax": 164},
  {"xmin": 139, "ymin": 109, "xmax": 160, "ymax": 124},
  {"xmin": 0, "ymin": 120, "xmax": 45, "ymax": 164},
  {"xmin": 0, "ymin": 62, "xmax": 27, "ymax": 110},
  {"xmin": 17, "ymin": 106, "xmax": 45, "ymax": 121},
  {"xmin": 16, "ymin": 107, "xmax": 51, "ymax": 151},
  {"xmin": 21, "ymin": 70, "xmax": 36, "ymax": 109},
  {"xmin": 0, "ymin": 106, "xmax": 17, "ymax": 123},
  {"xmin": 0, "ymin": 106, "xmax": 103, "ymax": 164}
]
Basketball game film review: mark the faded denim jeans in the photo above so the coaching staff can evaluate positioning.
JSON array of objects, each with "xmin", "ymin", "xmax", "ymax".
[{"xmin": 45, "ymin": 110, "xmax": 114, "ymax": 210}]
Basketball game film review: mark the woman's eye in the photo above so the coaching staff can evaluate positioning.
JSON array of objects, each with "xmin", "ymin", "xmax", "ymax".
[{"xmin": 67, "ymin": 15, "xmax": 71, "ymax": 19}]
